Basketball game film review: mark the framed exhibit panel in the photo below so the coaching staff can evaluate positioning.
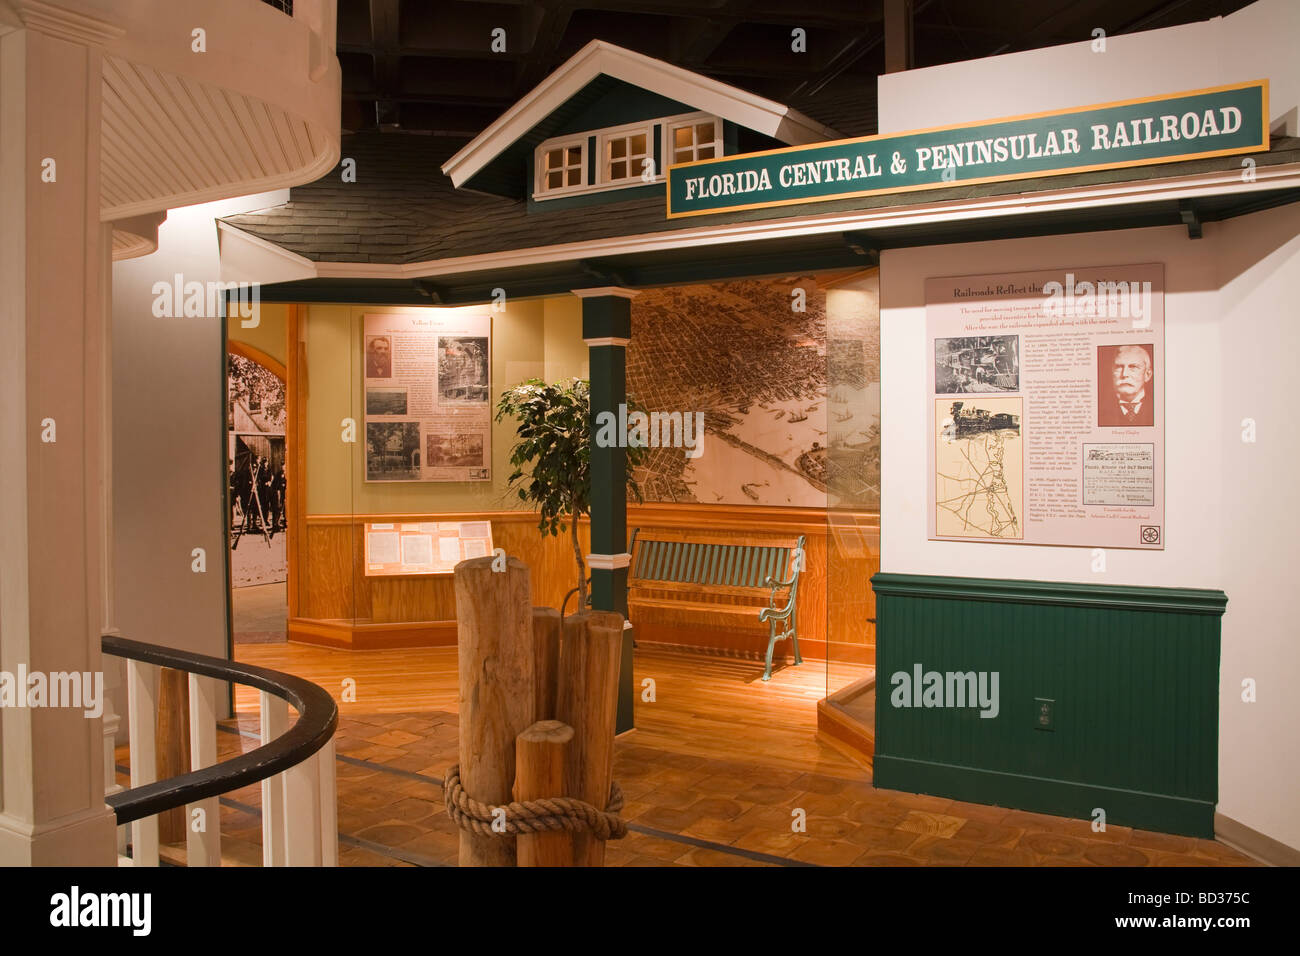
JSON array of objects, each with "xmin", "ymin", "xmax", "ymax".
[
  {"xmin": 364, "ymin": 520, "xmax": 495, "ymax": 576},
  {"xmin": 926, "ymin": 263, "xmax": 1164, "ymax": 549},
  {"xmin": 363, "ymin": 312, "xmax": 492, "ymax": 482}
]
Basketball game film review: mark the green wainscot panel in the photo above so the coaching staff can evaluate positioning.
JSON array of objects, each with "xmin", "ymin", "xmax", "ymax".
[{"xmin": 870, "ymin": 573, "xmax": 1227, "ymax": 838}]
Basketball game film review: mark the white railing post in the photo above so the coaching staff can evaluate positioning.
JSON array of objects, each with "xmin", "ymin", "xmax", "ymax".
[
  {"xmin": 317, "ymin": 737, "xmax": 338, "ymax": 866},
  {"xmin": 283, "ymin": 744, "xmax": 323, "ymax": 866},
  {"xmin": 186, "ymin": 674, "xmax": 222, "ymax": 866},
  {"xmin": 259, "ymin": 692, "xmax": 289, "ymax": 866},
  {"xmin": 125, "ymin": 660, "xmax": 160, "ymax": 866}
]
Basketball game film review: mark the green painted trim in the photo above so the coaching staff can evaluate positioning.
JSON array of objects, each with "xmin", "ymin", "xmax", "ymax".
[
  {"xmin": 581, "ymin": 297, "xmax": 633, "ymax": 341},
  {"xmin": 871, "ymin": 572, "xmax": 1228, "ymax": 615},
  {"xmin": 874, "ymin": 754, "xmax": 1215, "ymax": 839}
]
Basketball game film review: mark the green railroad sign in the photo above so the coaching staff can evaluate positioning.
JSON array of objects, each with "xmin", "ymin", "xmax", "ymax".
[{"xmin": 666, "ymin": 80, "xmax": 1269, "ymax": 219}]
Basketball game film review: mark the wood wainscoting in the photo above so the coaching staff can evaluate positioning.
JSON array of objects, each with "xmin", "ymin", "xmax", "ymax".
[{"xmin": 291, "ymin": 503, "xmax": 879, "ymax": 662}]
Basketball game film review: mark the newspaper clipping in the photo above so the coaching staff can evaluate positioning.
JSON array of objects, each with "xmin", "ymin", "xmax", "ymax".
[
  {"xmin": 926, "ymin": 264, "xmax": 1164, "ymax": 549},
  {"xmin": 363, "ymin": 312, "xmax": 491, "ymax": 482}
]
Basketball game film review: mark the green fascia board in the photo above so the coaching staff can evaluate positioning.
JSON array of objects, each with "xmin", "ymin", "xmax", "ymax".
[{"xmin": 871, "ymin": 572, "xmax": 1228, "ymax": 616}]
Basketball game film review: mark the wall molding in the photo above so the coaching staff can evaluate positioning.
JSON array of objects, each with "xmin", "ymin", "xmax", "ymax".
[
  {"xmin": 1214, "ymin": 812, "xmax": 1300, "ymax": 867},
  {"xmin": 872, "ymin": 572, "xmax": 1228, "ymax": 616}
]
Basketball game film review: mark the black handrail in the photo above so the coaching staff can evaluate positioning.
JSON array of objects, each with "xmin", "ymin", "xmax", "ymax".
[{"xmin": 102, "ymin": 635, "xmax": 338, "ymax": 826}]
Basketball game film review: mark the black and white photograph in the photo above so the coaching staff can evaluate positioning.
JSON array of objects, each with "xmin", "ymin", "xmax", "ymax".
[
  {"xmin": 366, "ymin": 386, "xmax": 408, "ymax": 416},
  {"xmin": 437, "ymin": 335, "xmax": 489, "ymax": 403},
  {"xmin": 426, "ymin": 431, "xmax": 485, "ymax": 468},
  {"xmin": 365, "ymin": 421, "xmax": 422, "ymax": 480},
  {"xmin": 935, "ymin": 335, "xmax": 1019, "ymax": 393},
  {"xmin": 227, "ymin": 352, "xmax": 287, "ymax": 587},
  {"xmin": 365, "ymin": 334, "xmax": 393, "ymax": 379}
]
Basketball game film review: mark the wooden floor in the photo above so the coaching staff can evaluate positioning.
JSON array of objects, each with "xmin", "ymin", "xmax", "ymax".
[{"xmin": 216, "ymin": 641, "xmax": 1254, "ymax": 867}]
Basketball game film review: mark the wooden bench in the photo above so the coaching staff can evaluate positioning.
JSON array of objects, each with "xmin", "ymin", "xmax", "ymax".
[{"xmin": 627, "ymin": 529, "xmax": 806, "ymax": 681}]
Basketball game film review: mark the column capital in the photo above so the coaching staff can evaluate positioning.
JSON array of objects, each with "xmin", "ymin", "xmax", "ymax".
[
  {"xmin": 586, "ymin": 552, "xmax": 632, "ymax": 570},
  {"xmin": 9, "ymin": 0, "xmax": 124, "ymax": 45},
  {"xmin": 571, "ymin": 286, "xmax": 640, "ymax": 300},
  {"xmin": 583, "ymin": 336, "xmax": 630, "ymax": 348}
]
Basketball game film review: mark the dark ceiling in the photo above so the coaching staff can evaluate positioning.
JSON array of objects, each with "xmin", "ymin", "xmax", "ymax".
[{"xmin": 337, "ymin": 0, "xmax": 1256, "ymax": 138}]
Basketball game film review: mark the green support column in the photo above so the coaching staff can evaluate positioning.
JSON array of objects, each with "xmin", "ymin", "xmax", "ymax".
[{"xmin": 575, "ymin": 287, "xmax": 637, "ymax": 733}]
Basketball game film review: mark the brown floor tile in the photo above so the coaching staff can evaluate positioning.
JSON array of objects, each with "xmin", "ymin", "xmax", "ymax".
[
  {"xmin": 1018, "ymin": 831, "xmax": 1087, "ymax": 859},
  {"xmin": 897, "ymin": 810, "xmax": 966, "ymax": 839},
  {"xmin": 1083, "ymin": 843, "xmax": 1151, "ymax": 866},
  {"xmin": 908, "ymin": 835, "xmax": 983, "ymax": 865},
  {"xmin": 953, "ymin": 819, "xmax": 1024, "ymax": 847},
  {"xmin": 788, "ymin": 839, "xmax": 864, "ymax": 866}
]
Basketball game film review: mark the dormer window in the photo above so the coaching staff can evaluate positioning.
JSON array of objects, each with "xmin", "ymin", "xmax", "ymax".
[
  {"xmin": 537, "ymin": 138, "xmax": 586, "ymax": 194},
  {"xmin": 669, "ymin": 117, "xmax": 721, "ymax": 166},
  {"xmin": 603, "ymin": 127, "xmax": 650, "ymax": 183},
  {"xmin": 532, "ymin": 111, "xmax": 720, "ymax": 201}
]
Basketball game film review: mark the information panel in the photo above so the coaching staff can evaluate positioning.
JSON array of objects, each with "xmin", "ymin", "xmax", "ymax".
[
  {"xmin": 364, "ymin": 520, "xmax": 495, "ymax": 576},
  {"xmin": 926, "ymin": 264, "xmax": 1164, "ymax": 549},
  {"xmin": 363, "ymin": 312, "xmax": 491, "ymax": 483}
]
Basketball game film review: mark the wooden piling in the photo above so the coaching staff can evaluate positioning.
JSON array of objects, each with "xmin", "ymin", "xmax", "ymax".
[
  {"xmin": 454, "ymin": 555, "xmax": 534, "ymax": 866},
  {"xmin": 556, "ymin": 610, "xmax": 624, "ymax": 866},
  {"xmin": 532, "ymin": 607, "xmax": 561, "ymax": 723},
  {"xmin": 514, "ymin": 720, "xmax": 575, "ymax": 867}
]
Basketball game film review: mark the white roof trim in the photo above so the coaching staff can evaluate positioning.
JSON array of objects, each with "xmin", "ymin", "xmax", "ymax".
[
  {"xmin": 440, "ymin": 40, "xmax": 841, "ymax": 189},
  {"xmin": 217, "ymin": 162, "xmax": 1300, "ymax": 285}
]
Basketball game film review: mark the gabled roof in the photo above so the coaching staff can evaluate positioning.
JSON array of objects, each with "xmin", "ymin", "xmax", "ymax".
[{"xmin": 440, "ymin": 40, "xmax": 842, "ymax": 191}]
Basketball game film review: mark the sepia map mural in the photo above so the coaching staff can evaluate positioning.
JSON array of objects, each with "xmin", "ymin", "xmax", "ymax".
[{"xmin": 627, "ymin": 275, "xmax": 880, "ymax": 508}]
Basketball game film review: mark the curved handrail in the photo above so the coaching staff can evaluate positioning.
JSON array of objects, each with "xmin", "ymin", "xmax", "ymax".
[{"xmin": 102, "ymin": 635, "xmax": 338, "ymax": 826}]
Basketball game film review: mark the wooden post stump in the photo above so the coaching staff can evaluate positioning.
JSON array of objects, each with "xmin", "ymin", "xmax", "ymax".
[
  {"xmin": 557, "ymin": 610, "xmax": 624, "ymax": 867},
  {"xmin": 532, "ymin": 607, "xmax": 561, "ymax": 723},
  {"xmin": 454, "ymin": 555, "xmax": 535, "ymax": 866},
  {"xmin": 514, "ymin": 720, "xmax": 575, "ymax": 867}
]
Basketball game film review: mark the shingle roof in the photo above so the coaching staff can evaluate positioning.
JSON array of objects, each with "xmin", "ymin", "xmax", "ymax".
[{"xmin": 222, "ymin": 131, "xmax": 1300, "ymax": 269}]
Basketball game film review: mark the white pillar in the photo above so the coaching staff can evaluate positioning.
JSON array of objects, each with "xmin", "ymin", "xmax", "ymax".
[{"xmin": 0, "ymin": 5, "xmax": 122, "ymax": 865}]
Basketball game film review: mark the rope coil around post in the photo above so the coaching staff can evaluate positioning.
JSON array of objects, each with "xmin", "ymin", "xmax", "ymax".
[{"xmin": 443, "ymin": 765, "xmax": 628, "ymax": 841}]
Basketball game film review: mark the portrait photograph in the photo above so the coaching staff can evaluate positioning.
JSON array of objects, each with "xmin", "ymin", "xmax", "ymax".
[
  {"xmin": 1097, "ymin": 343, "xmax": 1155, "ymax": 427},
  {"xmin": 365, "ymin": 334, "xmax": 393, "ymax": 379}
]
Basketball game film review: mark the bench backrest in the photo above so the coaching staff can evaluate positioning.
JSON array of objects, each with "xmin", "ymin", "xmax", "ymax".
[{"xmin": 629, "ymin": 533, "xmax": 805, "ymax": 591}]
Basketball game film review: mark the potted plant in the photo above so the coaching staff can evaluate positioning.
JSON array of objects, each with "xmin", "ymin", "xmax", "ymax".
[{"xmin": 496, "ymin": 378, "xmax": 644, "ymax": 611}]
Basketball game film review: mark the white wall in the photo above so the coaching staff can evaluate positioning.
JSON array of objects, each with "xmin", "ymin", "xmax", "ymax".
[
  {"xmin": 1212, "ymin": 203, "xmax": 1300, "ymax": 852},
  {"xmin": 878, "ymin": 0, "xmax": 1298, "ymax": 137},
  {"xmin": 879, "ymin": 202, "xmax": 1300, "ymax": 851},
  {"xmin": 110, "ymin": 191, "xmax": 288, "ymax": 718}
]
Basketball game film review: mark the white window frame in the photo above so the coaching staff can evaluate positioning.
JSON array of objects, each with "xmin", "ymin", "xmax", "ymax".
[
  {"xmin": 665, "ymin": 114, "xmax": 722, "ymax": 169},
  {"xmin": 532, "ymin": 111, "xmax": 720, "ymax": 202},
  {"xmin": 534, "ymin": 135, "xmax": 589, "ymax": 197}
]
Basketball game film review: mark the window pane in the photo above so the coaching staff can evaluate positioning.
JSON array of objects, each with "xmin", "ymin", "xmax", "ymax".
[
  {"xmin": 609, "ymin": 138, "xmax": 626, "ymax": 159},
  {"xmin": 630, "ymin": 134, "xmax": 646, "ymax": 155},
  {"xmin": 674, "ymin": 148, "xmax": 692, "ymax": 165},
  {"xmin": 566, "ymin": 146, "xmax": 582, "ymax": 166},
  {"xmin": 547, "ymin": 171, "xmax": 562, "ymax": 189},
  {"xmin": 696, "ymin": 122, "xmax": 714, "ymax": 141},
  {"xmin": 610, "ymin": 160, "xmax": 627, "ymax": 180},
  {"xmin": 674, "ymin": 127, "xmax": 692, "ymax": 149},
  {"xmin": 698, "ymin": 145, "xmax": 715, "ymax": 160},
  {"xmin": 547, "ymin": 149, "xmax": 563, "ymax": 170},
  {"xmin": 567, "ymin": 168, "xmax": 581, "ymax": 186}
]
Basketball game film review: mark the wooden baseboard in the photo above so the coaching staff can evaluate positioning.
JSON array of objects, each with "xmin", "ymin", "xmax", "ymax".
[
  {"xmin": 1214, "ymin": 812, "xmax": 1300, "ymax": 866},
  {"xmin": 816, "ymin": 676, "xmax": 875, "ymax": 770},
  {"xmin": 288, "ymin": 616, "xmax": 456, "ymax": 650}
]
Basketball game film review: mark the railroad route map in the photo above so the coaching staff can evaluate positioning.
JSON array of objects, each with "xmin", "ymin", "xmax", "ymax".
[{"xmin": 935, "ymin": 398, "xmax": 1024, "ymax": 539}]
